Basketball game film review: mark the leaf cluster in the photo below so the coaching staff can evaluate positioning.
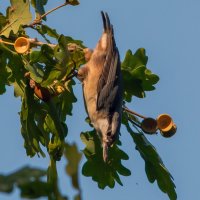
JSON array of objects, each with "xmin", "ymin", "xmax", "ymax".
[
  {"xmin": 81, "ymin": 130, "xmax": 131, "ymax": 189},
  {"xmin": 122, "ymin": 48, "xmax": 159, "ymax": 101}
]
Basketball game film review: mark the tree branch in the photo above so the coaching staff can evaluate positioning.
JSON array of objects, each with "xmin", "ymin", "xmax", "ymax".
[
  {"xmin": 123, "ymin": 106, "xmax": 147, "ymax": 119},
  {"xmin": 40, "ymin": 2, "xmax": 69, "ymax": 20},
  {"xmin": 26, "ymin": 2, "xmax": 69, "ymax": 27}
]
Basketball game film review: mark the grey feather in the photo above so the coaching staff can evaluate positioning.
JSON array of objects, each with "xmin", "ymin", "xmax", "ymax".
[{"xmin": 96, "ymin": 13, "xmax": 122, "ymax": 112}]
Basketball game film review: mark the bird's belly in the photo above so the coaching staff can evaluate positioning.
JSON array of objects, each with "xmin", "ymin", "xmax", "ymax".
[
  {"xmin": 83, "ymin": 82, "xmax": 97, "ymax": 119},
  {"xmin": 83, "ymin": 81, "xmax": 109, "ymax": 134}
]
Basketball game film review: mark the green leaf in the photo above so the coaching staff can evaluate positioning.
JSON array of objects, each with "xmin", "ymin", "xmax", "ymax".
[
  {"xmin": 29, "ymin": 44, "xmax": 58, "ymax": 87},
  {"xmin": 65, "ymin": 36, "xmax": 85, "ymax": 47},
  {"xmin": 67, "ymin": 47, "xmax": 85, "ymax": 69},
  {"xmin": 30, "ymin": 44, "xmax": 55, "ymax": 65},
  {"xmin": 12, "ymin": 81, "xmax": 25, "ymax": 97},
  {"xmin": 23, "ymin": 57, "xmax": 44, "ymax": 83},
  {"xmin": 64, "ymin": 143, "xmax": 82, "ymax": 190},
  {"xmin": 0, "ymin": 43, "xmax": 27, "ymax": 97},
  {"xmin": 47, "ymin": 159, "xmax": 57, "ymax": 184},
  {"xmin": 41, "ymin": 35, "xmax": 70, "ymax": 87},
  {"xmin": 124, "ymin": 116, "xmax": 177, "ymax": 200},
  {"xmin": 48, "ymin": 135, "xmax": 64, "ymax": 161},
  {"xmin": 57, "ymin": 79, "xmax": 77, "ymax": 121},
  {"xmin": 121, "ymin": 48, "xmax": 159, "ymax": 101},
  {"xmin": 20, "ymin": 84, "xmax": 46, "ymax": 157},
  {"xmin": 0, "ymin": 51, "xmax": 10, "ymax": 94},
  {"xmin": 19, "ymin": 180, "xmax": 52, "ymax": 199},
  {"xmin": 47, "ymin": 158, "xmax": 68, "ymax": 199},
  {"xmin": 0, "ymin": 166, "xmax": 46, "ymax": 194},
  {"xmin": 46, "ymin": 99, "xmax": 68, "ymax": 140},
  {"xmin": 0, "ymin": 13, "xmax": 7, "ymax": 30},
  {"xmin": 40, "ymin": 24, "xmax": 60, "ymax": 39},
  {"xmin": 0, "ymin": 0, "xmax": 32, "ymax": 37},
  {"xmin": 55, "ymin": 35, "xmax": 69, "ymax": 68},
  {"xmin": 81, "ymin": 130, "xmax": 131, "ymax": 189},
  {"xmin": 122, "ymin": 49, "xmax": 148, "ymax": 70}
]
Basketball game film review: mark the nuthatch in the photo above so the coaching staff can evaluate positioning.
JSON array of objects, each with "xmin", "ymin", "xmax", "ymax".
[{"xmin": 78, "ymin": 12, "xmax": 123, "ymax": 162}]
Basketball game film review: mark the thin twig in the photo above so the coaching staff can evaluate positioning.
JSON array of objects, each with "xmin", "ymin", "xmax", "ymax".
[
  {"xmin": 31, "ymin": 39, "xmax": 56, "ymax": 48},
  {"xmin": 40, "ymin": 2, "xmax": 68, "ymax": 20},
  {"xmin": 124, "ymin": 112, "xmax": 142, "ymax": 134},
  {"xmin": 123, "ymin": 106, "xmax": 147, "ymax": 119},
  {"xmin": 28, "ymin": 26, "xmax": 51, "ymax": 43},
  {"xmin": 27, "ymin": 2, "xmax": 68, "ymax": 27},
  {"xmin": 127, "ymin": 118, "xmax": 141, "ymax": 129},
  {"xmin": 0, "ymin": 39, "xmax": 14, "ymax": 46}
]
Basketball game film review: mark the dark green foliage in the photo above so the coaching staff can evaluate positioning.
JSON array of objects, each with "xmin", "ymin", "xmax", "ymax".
[
  {"xmin": 122, "ymin": 112, "xmax": 177, "ymax": 200},
  {"xmin": 20, "ymin": 84, "xmax": 46, "ymax": 157},
  {"xmin": 0, "ymin": 166, "xmax": 49, "ymax": 198},
  {"xmin": 81, "ymin": 130, "xmax": 131, "ymax": 189},
  {"xmin": 122, "ymin": 48, "xmax": 159, "ymax": 101}
]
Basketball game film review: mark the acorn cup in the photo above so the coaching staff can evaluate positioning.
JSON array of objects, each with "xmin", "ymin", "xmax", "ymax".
[
  {"xmin": 141, "ymin": 117, "xmax": 158, "ymax": 134},
  {"xmin": 14, "ymin": 37, "xmax": 31, "ymax": 54},
  {"xmin": 156, "ymin": 114, "xmax": 177, "ymax": 138}
]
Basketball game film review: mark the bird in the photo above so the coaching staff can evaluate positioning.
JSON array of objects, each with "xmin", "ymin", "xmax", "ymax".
[{"xmin": 77, "ymin": 11, "xmax": 123, "ymax": 162}]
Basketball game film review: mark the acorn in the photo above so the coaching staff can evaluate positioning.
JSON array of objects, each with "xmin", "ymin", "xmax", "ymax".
[
  {"xmin": 141, "ymin": 117, "xmax": 158, "ymax": 134},
  {"xmin": 157, "ymin": 114, "xmax": 177, "ymax": 138},
  {"xmin": 55, "ymin": 85, "xmax": 65, "ymax": 94}
]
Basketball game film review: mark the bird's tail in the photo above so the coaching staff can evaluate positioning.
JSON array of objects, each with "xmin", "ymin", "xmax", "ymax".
[
  {"xmin": 103, "ymin": 142, "xmax": 109, "ymax": 162},
  {"xmin": 101, "ymin": 11, "xmax": 112, "ymax": 32}
]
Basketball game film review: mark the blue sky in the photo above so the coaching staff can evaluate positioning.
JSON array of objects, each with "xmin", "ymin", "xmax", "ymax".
[{"xmin": 0, "ymin": 0, "xmax": 200, "ymax": 199}]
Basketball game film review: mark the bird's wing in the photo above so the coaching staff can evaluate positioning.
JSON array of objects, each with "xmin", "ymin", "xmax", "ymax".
[{"xmin": 96, "ymin": 12, "xmax": 122, "ymax": 112}]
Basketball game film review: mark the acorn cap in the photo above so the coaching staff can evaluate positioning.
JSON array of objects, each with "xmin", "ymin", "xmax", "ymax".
[
  {"xmin": 157, "ymin": 114, "xmax": 174, "ymax": 132},
  {"xmin": 141, "ymin": 117, "xmax": 158, "ymax": 134},
  {"xmin": 14, "ymin": 37, "xmax": 30, "ymax": 54}
]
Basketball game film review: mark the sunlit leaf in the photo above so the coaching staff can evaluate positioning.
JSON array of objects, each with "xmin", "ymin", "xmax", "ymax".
[
  {"xmin": 0, "ymin": 13, "xmax": 7, "ymax": 30},
  {"xmin": 0, "ymin": 0, "xmax": 32, "ymax": 37}
]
